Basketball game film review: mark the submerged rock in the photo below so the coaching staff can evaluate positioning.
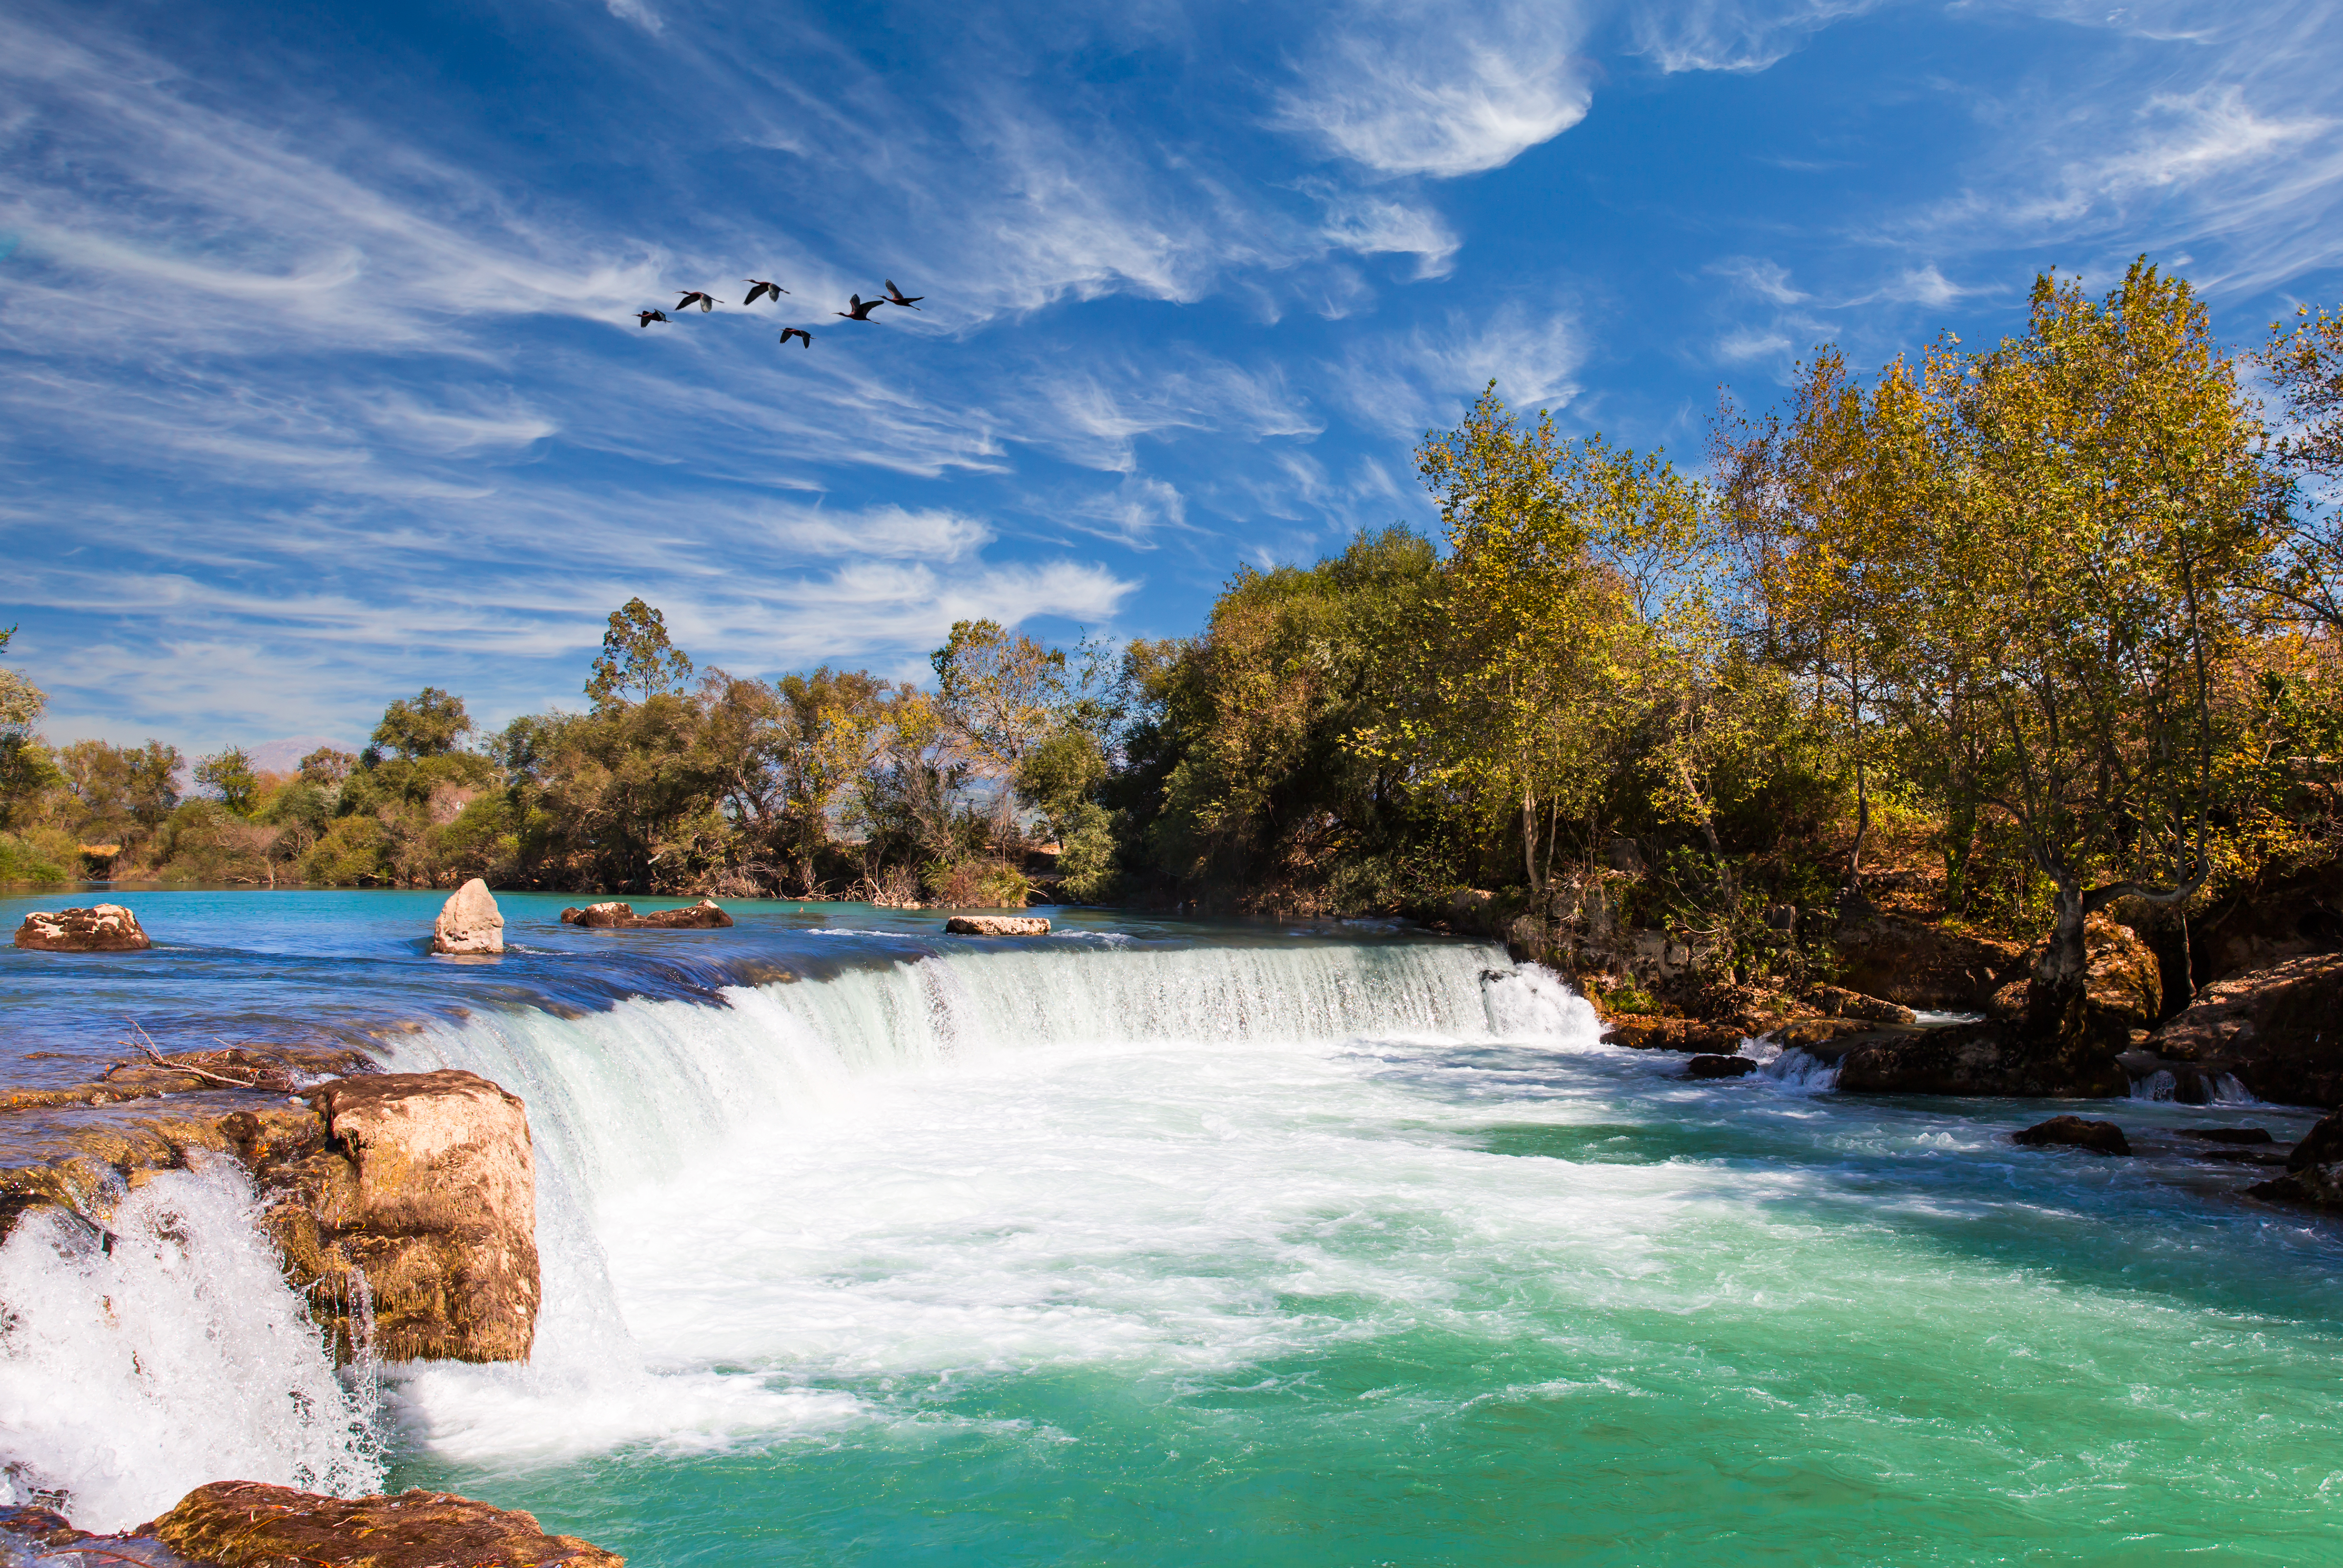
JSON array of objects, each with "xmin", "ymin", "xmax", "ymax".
[
  {"xmin": 2176, "ymin": 1126, "xmax": 2275, "ymax": 1145},
  {"xmin": 2012, "ymin": 1114, "xmax": 2132, "ymax": 1156},
  {"xmin": 144, "ymin": 1480, "xmax": 622, "ymax": 1567},
  {"xmin": 567, "ymin": 897, "xmax": 734, "ymax": 929},
  {"xmin": 2150, "ymin": 952, "xmax": 2343, "ymax": 1107},
  {"xmin": 431, "ymin": 878, "xmax": 504, "ymax": 955},
  {"xmin": 946, "ymin": 914, "xmax": 1050, "ymax": 935},
  {"xmin": 13, "ymin": 904, "xmax": 152, "ymax": 952},
  {"xmin": 1685, "ymin": 1053, "xmax": 1757, "ymax": 1079}
]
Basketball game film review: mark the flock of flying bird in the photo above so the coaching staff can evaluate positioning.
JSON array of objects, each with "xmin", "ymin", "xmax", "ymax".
[{"xmin": 633, "ymin": 277, "xmax": 925, "ymax": 349}]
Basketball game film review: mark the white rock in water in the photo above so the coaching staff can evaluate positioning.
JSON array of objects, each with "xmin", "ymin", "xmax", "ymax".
[
  {"xmin": 432, "ymin": 878, "xmax": 505, "ymax": 955},
  {"xmin": 13, "ymin": 904, "xmax": 152, "ymax": 951},
  {"xmin": 945, "ymin": 914, "xmax": 1050, "ymax": 936}
]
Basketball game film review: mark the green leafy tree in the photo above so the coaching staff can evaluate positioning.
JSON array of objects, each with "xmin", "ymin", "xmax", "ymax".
[
  {"xmin": 586, "ymin": 598, "xmax": 695, "ymax": 708},
  {"xmin": 194, "ymin": 746, "xmax": 261, "ymax": 816},
  {"xmin": 0, "ymin": 624, "xmax": 59, "ymax": 831},
  {"xmin": 370, "ymin": 688, "xmax": 474, "ymax": 761}
]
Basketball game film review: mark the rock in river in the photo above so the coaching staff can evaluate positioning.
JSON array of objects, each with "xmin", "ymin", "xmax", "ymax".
[
  {"xmin": 565, "ymin": 897, "xmax": 733, "ymax": 929},
  {"xmin": 2012, "ymin": 1114, "xmax": 2132, "ymax": 1156},
  {"xmin": 431, "ymin": 877, "xmax": 504, "ymax": 955},
  {"xmin": 13, "ymin": 904, "xmax": 151, "ymax": 952},
  {"xmin": 1685, "ymin": 1053, "xmax": 1757, "ymax": 1079},
  {"xmin": 947, "ymin": 914, "xmax": 1051, "ymax": 935},
  {"xmin": 143, "ymin": 1480, "xmax": 623, "ymax": 1567}
]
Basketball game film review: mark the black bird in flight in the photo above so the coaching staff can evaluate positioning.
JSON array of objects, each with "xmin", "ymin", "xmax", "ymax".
[
  {"xmin": 881, "ymin": 279, "xmax": 924, "ymax": 309},
  {"xmin": 778, "ymin": 328, "xmax": 813, "ymax": 348},
  {"xmin": 676, "ymin": 290, "xmax": 722, "ymax": 312},
  {"xmin": 636, "ymin": 309, "xmax": 670, "ymax": 327},
  {"xmin": 743, "ymin": 279, "xmax": 789, "ymax": 306},
  {"xmin": 836, "ymin": 293, "xmax": 886, "ymax": 321}
]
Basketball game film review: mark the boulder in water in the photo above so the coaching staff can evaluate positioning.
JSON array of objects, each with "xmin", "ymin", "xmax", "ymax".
[
  {"xmin": 2012, "ymin": 1114, "xmax": 2132, "ymax": 1156},
  {"xmin": 143, "ymin": 1480, "xmax": 622, "ymax": 1568},
  {"xmin": 431, "ymin": 878, "xmax": 504, "ymax": 955},
  {"xmin": 1837, "ymin": 1022, "xmax": 2128, "ymax": 1097},
  {"xmin": 568, "ymin": 897, "xmax": 733, "ymax": 929},
  {"xmin": 2247, "ymin": 1107, "xmax": 2343, "ymax": 1209},
  {"xmin": 13, "ymin": 904, "xmax": 151, "ymax": 952},
  {"xmin": 1685, "ymin": 1053, "xmax": 1756, "ymax": 1079},
  {"xmin": 2177, "ymin": 1126, "xmax": 2275, "ymax": 1145},
  {"xmin": 2151, "ymin": 952, "xmax": 2343, "ymax": 1107},
  {"xmin": 946, "ymin": 914, "xmax": 1050, "ymax": 935}
]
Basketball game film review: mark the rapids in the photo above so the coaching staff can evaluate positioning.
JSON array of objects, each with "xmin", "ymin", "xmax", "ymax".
[{"xmin": 2, "ymin": 891, "xmax": 2341, "ymax": 1563}]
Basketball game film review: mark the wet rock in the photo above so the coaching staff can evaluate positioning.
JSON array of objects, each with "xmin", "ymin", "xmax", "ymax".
[
  {"xmin": 294, "ymin": 1070, "xmax": 541, "ymax": 1363},
  {"xmin": 2151, "ymin": 952, "xmax": 2343, "ymax": 1108},
  {"xmin": 569, "ymin": 897, "xmax": 733, "ymax": 929},
  {"xmin": 2176, "ymin": 1126, "xmax": 2275, "ymax": 1145},
  {"xmin": 946, "ymin": 914, "xmax": 1051, "ymax": 935},
  {"xmin": 0, "ymin": 1043, "xmax": 372, "ymax": 1113},
  {"xmin": 1773, "ymin": 1016, "xmax": 1883, "ymax": 1051},
  {"xmin": 1802, "ymin": 984, "xmax": 1917, "ymax": 1026},
  {"xmin": 1836, "ymin": 1023, "xmax": 2128, "ymax": 1098},
  {"xmin": 2012, "ymin": 1114, "xmax": 2132, "ymax": 1156},
  {"xmin": 2246, "ymin": 1107, "xmax": 2343, "ymax": 1209},
  {"xmin": 144, "ymin": 1480, "xmax": 622, "ymax": 1567},
  {"xmin": 1685, "ymin": 1053, "xmax": 1757, "ymax": 1079},
  {"xmin": 1600, "ymin": 1016, "xmax": 1742, "ymax": 1053},
  {"xmin": 13, "ymin": 904, "xmax": 152, "ymax": 952},
  {"xmin": 431, "ymin": 878, "xmax": 504, "ymax": 955}
]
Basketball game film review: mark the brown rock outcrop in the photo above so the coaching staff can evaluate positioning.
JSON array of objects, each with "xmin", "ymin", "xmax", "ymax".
[
  {"xmin": 1829, "ymin": 914, "xmax": 2025, "ymax": 1010},
  {"xmin": 0, "ymin": 1059, "xmax": 540, "ymax": 1365},
  {"xmin": 2247, "ymin": 1108, "xmax": 2343, "ymax": 1208},
  {"xmin": 1803, "ymin": 984, "xmax": 1917, "ymax": 1026},
  {"xmin": 144, "ymin": 1481, "xmax": 622, "ymax": 1567},
  {"xmin": 1685, "ymin": 1053, "xmax": 1757, "ymax": 1079},
  {"xmin": 1600, "ymin": 1015, "xmax": 1743, "ymax": 1053},
  {"xmin": 565, "ymin": 897, "xmax": 733, "ymax": 929},
  {"xmin": 431, "ymin": 878, "xmax": 504, "ymax": 955},
  {"xmin": 946, "ymin": 914, "xmax": 1051, "ymax": 936},
  {"xmin": 276, "ymin": 1070, "xmax": 540, "ymax": 1363},
  {"xmin": 1836, "ymin": 1022, "xmax": 2129, "ymax": 1098},
  {"xmin": 2012, "ymin": 1114, "xmax": 2132, "ymax": 1156},
  {"xmin": 2150, "ymin": 952, "xmax": 2343, "ymax": 1107},
  {"xmin": 13, "ymin": 904, "xmax": 152, "ymax": 952}
]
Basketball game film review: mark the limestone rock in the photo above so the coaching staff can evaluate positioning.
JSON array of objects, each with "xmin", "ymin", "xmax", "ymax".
[
  {"xmin": 1836, "ymin": 1022, "xmax": 2129, "ymax": 1098},
  {"xmin": 1803, "ymin": 984, "xmax": 1917, "ymax": 1026},
  {"xmin": 144, "ymin": 1481, "xmax": 622, "ymax": 1568},
  {"xmin": 2012, "ymin": 1114, "xmax": 2132, "ymax": 1156},
  {"xmin": 1685, "ymin": 1053, "xmax": 1757, "ymax": 1079},
  {"xmin": 305, "ymin": 1070, "xmax": 540, "ymax": 1363},
  {"xmin": 2150, "ymin": 952, "xmax": 2343, "ymax": 1107},
  {"xmin": 946, "ymin": 914, "xmax": 1051, "ymax": 935},
  {"xmin": 13, "ymin": 904, "xmax": 151, "ymax": 952},
  {"xmin": 568, "ymin": 898, "xmax": 733, "ymax": 929},
  {"xmin": 431, "ymin": 878, "xmax": 504, "ymax": 955}
]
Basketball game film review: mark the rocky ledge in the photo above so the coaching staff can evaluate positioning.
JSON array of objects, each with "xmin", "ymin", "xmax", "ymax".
[
  {"xmin": 13, "ymin": 903, "xmax": 152, "ymax": 951},
  {"xmin": 946, "ymin": 914, "xmax": 1050, "ymax": 936},
  {"xmin": 561, "ymin": 897, "xmax": 733, "ymax": 929},
  {"xmin": 4, "ymin": 1481, "xmax": 622, "ymax": 1567},
  {"xmin": 0, "ymin": 1050, "xmax": 539, "ymax": 1363}
]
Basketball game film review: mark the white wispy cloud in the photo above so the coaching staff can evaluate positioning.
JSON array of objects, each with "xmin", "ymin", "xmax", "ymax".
[
  {"xmin": 1276, "ymin": 2, "xmax": 1596, "ymax": 178},
  {"xmin": 1632, "ymin": 0, "xmax": 1885, "ymax": 74}
]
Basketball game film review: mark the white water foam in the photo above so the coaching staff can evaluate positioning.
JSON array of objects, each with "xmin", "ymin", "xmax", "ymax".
[
  {"xmin": 0, "ymin": 1162, "xmax": 381, "ymax": 1531},
  {"xmin": 378, "ymin": 939, "xmax": 1610, "ymax": 1465}
]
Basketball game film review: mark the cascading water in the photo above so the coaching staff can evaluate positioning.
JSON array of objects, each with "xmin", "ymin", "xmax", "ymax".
[{"xmin": 0, "ymin": 1163, "xmax": 382, "ymax": 1532}]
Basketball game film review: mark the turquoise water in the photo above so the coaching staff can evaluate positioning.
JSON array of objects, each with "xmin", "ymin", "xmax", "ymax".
[{"xmin": 3, "ymin": 891, "xmax": 2340, "ymax": 1563}]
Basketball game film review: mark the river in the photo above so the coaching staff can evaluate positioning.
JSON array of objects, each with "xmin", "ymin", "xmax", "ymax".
[{"xmin": 1, "ymin": 890, "xmax": 2337, "ymax": 1564}]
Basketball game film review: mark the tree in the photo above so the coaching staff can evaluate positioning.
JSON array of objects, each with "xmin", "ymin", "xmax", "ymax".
[
  {"xmin": 2257, "ymin": 303, "xmax": 2343, "ymax": 634},
  {"xmin": 1922, "ymin": 262, "xmax": 2282, "ymax": 1053},
  {"xmin": 586, "ymin": 598, "xmax": 695, "ymax": 708},
  {"xmin": 299, "ymin": 746, "xmax": 358, "ymax": 786},
  {"xmin": 0, "ymin": 624, "xmax": 58, "ymax": 829},
  {"xmin": 194, "ymin": 747, "xmax": 261, "ymax": 816},
  {"xmin": 771, "ymin": 667, "xmax": 889, "ymax": 895},
  {"xmin": 930, "ymin": 619, "xmax": 1067, "ymax": 775},
  {"xmin": 370, "ymin": 688, "xmax": 474, "ymax": 761},
  {"xmin": 1410, "ymin": 386, "xmax": 1716, "ymax": 897},
  {"xmin": 55, "ymin": 739, "xmax": 183, "ymax": 834}
]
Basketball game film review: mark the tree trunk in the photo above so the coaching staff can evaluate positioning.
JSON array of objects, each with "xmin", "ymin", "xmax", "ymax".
[
  {"xmin": 2028, "ymin": 876, "xmax": 2091, "ymax": 1031},
  {"xmin": 1522, "ymin": 789, "xmax": 1543, "ymax": 896}
]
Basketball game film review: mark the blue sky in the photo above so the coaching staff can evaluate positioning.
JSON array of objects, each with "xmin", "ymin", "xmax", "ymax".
[{"xmin": 3, "ymin": 0, "xmax": 2339, "ymax": 757}]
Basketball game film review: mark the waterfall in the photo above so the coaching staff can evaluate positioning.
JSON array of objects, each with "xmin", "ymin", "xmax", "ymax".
[{"xmin": 0, "ymin": 1163, "xmax": 382, "ymax": 1533}]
